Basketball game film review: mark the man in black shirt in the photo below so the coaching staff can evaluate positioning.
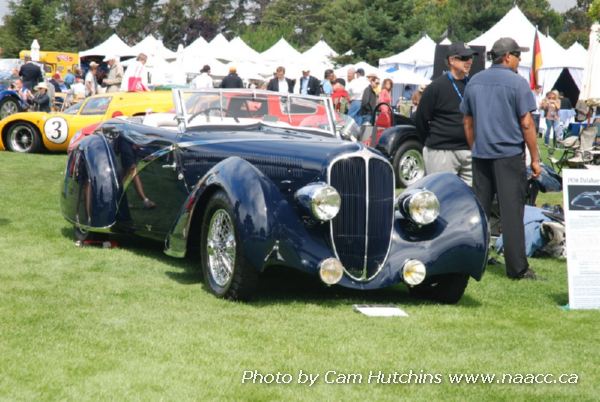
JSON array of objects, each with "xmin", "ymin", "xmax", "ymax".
[
  {"xmin": 19, "ymin": 55, "xmax": 43, "ymax": 90},
  {"xmin": 415, "ymin": 42, "xmax": 477, "ymax": 185},
  {"xmin": 220, "ymin": 66, "xmax": 244, "ymax": 89}
]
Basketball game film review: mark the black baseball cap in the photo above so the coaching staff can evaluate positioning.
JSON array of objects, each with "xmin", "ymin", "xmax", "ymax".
[
  {"xmin": 490, "ymin": 37, "xmax": 529, "ymax": 57},
  {"xmin": 447, "ymin": 42, "xmax": 478, "ymax": 58}
]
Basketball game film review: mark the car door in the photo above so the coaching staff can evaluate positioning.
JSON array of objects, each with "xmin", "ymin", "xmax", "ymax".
[{"xmin": 115, "ymin": 125, "xmax": 189, "ymax": 240}]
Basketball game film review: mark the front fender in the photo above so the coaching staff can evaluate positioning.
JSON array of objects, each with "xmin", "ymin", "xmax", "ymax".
[
  {"xmin": 165, "ymin": 156, "xmax": 334, "ymax": 273},
  {"xmin": 334, "ymin": 173, "xmax": 489, "ymax": 290},
  {"xmin": 376, "ymin": 125, "xmax": 421, "ymax": 158},
  {"xmin": 386, "ymin": 173, "xmax": 489, "ymax": 281}
]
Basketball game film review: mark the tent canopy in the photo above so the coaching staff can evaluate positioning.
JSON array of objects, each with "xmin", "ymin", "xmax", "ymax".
[
  {"xmin": 468, "ymin": 6, "xmax": 568, "ymax": 69},
  {"xmin": 183, "ymin": 36, "xmax": 208, "ymax": 58},
  {"xmin": 204, "ymin": 33, "xmax": 232, "ymax": 61},
  {"xmin": 228, "ymin": 36, "xmax": 261, "ymax": 62},
  {"xmin": 130, "ymin": 35, "xmax": 177, "ymax": 60},
  {"xmin": 79, "ymin": 33, "xmax": 135, "ymax": 58},
  {"xmin": 379, "ymin": 34, "xmax": 436, "ymax": 68},
  {"xmin": 303, "ymin": 40, "xmax": 338, "ymax": 63},
  {"xmin": 261, "ymin": 38, "xmax": 302, "ymax": 62}
]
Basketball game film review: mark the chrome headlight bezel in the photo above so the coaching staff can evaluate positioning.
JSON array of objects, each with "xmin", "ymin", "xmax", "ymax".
[
  {"xmin": 295, "ymin": 182, "xmax": 341, "ymax": 222},
  {"xmin": 398, "ymin": 189, "xmax": 440, "ymax": 225}
]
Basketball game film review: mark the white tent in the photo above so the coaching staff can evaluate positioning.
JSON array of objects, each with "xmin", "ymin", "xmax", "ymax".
[
  {"xmin": 384, "ymin": 69, "xmax": 431, "ymax": 86},
  {"xmin": 439, "ymin": 38, "xmax": 452, "ymax": 45},
  {"xmin": 468, "ymin": 6, "xmax": 580, "ymax": 95},
  {"xmin": 261, "ymin": 38, "xmax": 302, "ymax": 62},
  {"xmin": 79, "ymin": 33, "xmax": 135, "ymax": 58},
  {"xmin": 183, "ymin": 36, "xmax": 208, "ymax": 58},
  {"xmin": 378, "ymin": 34, "xmax": 436, "ymax": 79},
  {"xmin": 204, "ymin": 33, "xmax": 232, "ymax": 61},
  {"xmin": 581, "ymin": 23, "xmax": 600, "ymax": 106},
  {"xmin": 303, "ymin": 40, "xmax": 338, "ymax": 63},
  {"xmin": 130, "ymin": 35, "xmax": 177, "ymax": 60},
  {"xmin": 228, "ymin": 36, "xmax": 261, "ymax": 62}
]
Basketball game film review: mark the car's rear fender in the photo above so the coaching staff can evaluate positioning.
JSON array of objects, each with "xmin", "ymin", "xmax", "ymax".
[
  {"xmin": 376, "ymin": 125, "xmax": 421, "ymax": 158},
  {"xmin": 165, "ymin": 156, "xmax": 333, "ymax": 273},
  {"xmin": 60, "ymin": 134, "xmax": 121, "ymax": 230}
]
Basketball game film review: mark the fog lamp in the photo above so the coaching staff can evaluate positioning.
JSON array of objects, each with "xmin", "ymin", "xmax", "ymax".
[
  {"xmin": 319, "ymin": 258, "xmax": 344, "ymax": 285},
  {"xmin": 402, "ymin": 259, "xmax": 426, "ymax": 286}
]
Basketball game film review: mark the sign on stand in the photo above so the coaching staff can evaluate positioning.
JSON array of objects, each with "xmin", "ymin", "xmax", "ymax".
[{"xmin": 563, "ymin": 169, "xmax": 600, "ymax": 309}]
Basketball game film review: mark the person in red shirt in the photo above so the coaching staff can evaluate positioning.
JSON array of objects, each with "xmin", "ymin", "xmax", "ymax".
[{"xmin": 331, "ymin": 78, "xmax": 350, "ymax": 114}]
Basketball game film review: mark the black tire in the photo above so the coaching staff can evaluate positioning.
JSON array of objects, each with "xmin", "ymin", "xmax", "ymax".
[
  {"xmin": 0, "ymin": 97, "xmax": 21, "ymax": 120},
  {"xmin": 408, "ymin": 273, "xmax": 470, "ymax": 304},
  {"xmin": 200, "ymin": 191, "xmax": 258, "ymax": 300},
  {"xmin": 392, "ymin": 139, "xmax": 425, "ymax": 188},
  {"xmin": 5, "ymin": 121, "xmax": 42, "ymax": 153}
]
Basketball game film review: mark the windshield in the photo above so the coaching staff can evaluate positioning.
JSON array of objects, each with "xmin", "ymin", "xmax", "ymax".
[
  {"xmin": 173, "ymin": 89, "xmax": 336, "ymax": 136},
  {"xmin": 63, "ymin": 101, "xmax": 82, "ymax": 115}
]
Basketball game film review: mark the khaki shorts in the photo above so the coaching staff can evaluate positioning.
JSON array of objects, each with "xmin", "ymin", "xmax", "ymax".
[{"xmin": 423, "ymin": 147, "xmax": 473, "ymax": 186}]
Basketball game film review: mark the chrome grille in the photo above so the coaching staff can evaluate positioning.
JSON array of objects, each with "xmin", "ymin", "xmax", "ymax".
[{"xmin": 329, "ymin": 152, "xmax": 394, "ymax": 280}]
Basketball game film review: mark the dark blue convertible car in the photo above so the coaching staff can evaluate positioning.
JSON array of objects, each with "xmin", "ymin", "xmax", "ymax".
[{"xmin": 60, "ymin": 89, "xmax": 489, "ymax": 303}]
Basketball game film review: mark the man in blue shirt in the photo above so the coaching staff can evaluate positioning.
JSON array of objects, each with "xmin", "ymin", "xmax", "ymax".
[{"xmin": 461, "ymin": 37, "xmax": 541, "ymax": 280}]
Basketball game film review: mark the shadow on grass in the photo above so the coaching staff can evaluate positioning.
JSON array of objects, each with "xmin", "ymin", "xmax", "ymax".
[
  {"xmin": 59, "ymin": 225, "xmax": 482, "ymax": 308},
  {"xmin": 550, "ymin": 292, "xmax": 568, "ymax": 306},
  {"xmin": 0, "ymin": 218, "xmax": 10, "ymax": 226}
]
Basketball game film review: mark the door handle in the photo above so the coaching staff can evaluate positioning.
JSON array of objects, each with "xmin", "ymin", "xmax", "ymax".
[{"xmin": 161, "ymin": 163, "xmax": 177, "ymax": 170}]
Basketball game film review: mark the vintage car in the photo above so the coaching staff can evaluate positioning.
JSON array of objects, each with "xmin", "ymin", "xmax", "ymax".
[
  {"xmin": 60, "ymin": 89, "xmax": 489, "ymax": 303},
  {"xmin": 0, "ymin": 90, "xmax": 174, "ymax": 153},
  {"xmin": 570, "ymin": 191, "xmax": 600, "ymax": 210}
]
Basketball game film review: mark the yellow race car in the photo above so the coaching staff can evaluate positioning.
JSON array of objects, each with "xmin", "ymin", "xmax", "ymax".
[{"xmin": 0, "ymin": 91, "xmax": 174, "ymax": 153}]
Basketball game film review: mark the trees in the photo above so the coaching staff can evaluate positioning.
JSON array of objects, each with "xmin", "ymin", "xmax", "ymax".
[{"xmin": 0, "ymin": 0, "xmax": 590, "ymax": 61}]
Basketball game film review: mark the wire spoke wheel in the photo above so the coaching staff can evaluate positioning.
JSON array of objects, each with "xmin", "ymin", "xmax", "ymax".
[
  {"xmin": 398, "ymin": 149, "xmax": 424, "ymax": 185},
  {"xmin": 206, "ymin": 209, "xmax": 236, "ymax": 287},
  {"xmin": 0, "ymin": 99, "xmax": 19, "ymax": 120}
]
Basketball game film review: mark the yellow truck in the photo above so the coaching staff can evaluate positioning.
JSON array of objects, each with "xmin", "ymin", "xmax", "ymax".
[{"xmin": 19, "ymin": 50, "xmax": 79, "ymax": 76}]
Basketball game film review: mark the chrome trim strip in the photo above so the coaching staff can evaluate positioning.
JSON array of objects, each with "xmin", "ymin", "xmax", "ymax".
[{"xmin": 327, "ymin": 144, "xmax": 396, "ymax": 282}]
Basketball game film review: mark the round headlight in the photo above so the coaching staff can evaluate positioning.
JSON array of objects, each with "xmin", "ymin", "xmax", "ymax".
[
  {"xmin": 405, "ymin": 190, "xmax": 440, "ymax": 225},
  {"xmin": 295, "ymin": 183, "xmax": 341, "ymax": 221},
  {"xmin": 319, "ymin": 258, "xmax": 344, "ymax": 285},
  {"xmin": 402, "ymin": 259, "xmax": 426, "ymax": 286}
]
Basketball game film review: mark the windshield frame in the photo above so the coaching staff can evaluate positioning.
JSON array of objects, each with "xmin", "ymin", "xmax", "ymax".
[{"xmin": 172, "ymin": 88, "xmax": 337, "ymax": 137}]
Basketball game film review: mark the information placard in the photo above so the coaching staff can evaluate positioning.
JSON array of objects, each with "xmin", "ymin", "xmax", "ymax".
[{"xmin": 563, "ymin": 169, "xmax": 600, "ymax": 309}]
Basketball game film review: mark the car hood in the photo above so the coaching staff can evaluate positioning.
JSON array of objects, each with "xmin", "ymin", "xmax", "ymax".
[{"xmin": 177, "ymin": 128, "xmax": 365, "ymax": 177}]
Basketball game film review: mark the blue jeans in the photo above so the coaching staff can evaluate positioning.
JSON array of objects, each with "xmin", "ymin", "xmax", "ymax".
[
  {"xmin": 348, "ymin": 100, "xmax": 362, "ymax": 125},
  {"xmin": 544, "ymin": 119, "xmax": 561, "ymax": 145}
]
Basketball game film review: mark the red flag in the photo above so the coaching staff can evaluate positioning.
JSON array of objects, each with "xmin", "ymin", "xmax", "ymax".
[{"xmin": 530, "ymin": 30, "xmax": 543, "ymax": 90}]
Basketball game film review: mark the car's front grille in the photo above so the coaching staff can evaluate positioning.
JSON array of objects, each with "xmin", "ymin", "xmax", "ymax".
[{"xmin": 329, "ymin": 153, "xmax": 394, "ymax": 280}]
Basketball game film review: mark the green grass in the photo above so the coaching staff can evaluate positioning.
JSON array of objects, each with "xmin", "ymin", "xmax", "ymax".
[{"xmin": 0, "ymin": 151, "xmax": 597, "ymax": 402}]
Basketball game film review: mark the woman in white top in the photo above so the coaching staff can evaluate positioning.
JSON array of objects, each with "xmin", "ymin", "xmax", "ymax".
[
  {"xmin": 191, "ymin": 65, "xmax": 214, "ymax": 89},
  {"xmin": 121, "ymin": 53, "xmax": 149, "ymax": 92}
]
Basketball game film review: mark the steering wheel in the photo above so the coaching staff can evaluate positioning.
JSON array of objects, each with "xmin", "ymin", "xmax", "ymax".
[{"xmin": 187, "ymin": 107, "xmax": 222, "ymax": 124}]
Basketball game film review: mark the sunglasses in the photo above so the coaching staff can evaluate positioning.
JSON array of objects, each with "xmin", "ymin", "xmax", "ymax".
[
  {"xmin": 454, "ymin": 55, "xmax": 473, "ymax": 61},
  {"xmin": 510, "ymin": 51, "xmax": 521, "ymax": 58}
]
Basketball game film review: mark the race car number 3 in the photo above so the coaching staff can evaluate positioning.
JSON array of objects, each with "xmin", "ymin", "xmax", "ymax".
[{"xmin": 44, "ymin": 117, "xmax": 69, "ymax": 144}]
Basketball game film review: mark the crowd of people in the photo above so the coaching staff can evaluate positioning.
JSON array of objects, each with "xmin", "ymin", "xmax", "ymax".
[{"xmin": 8, "ymin": 52, "xmax": 151, "ymax": 112}]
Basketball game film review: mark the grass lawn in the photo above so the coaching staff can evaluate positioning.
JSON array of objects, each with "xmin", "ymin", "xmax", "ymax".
[{"xmin": 0, "ymin": 150, "xmax": 597, "ymax": 401}]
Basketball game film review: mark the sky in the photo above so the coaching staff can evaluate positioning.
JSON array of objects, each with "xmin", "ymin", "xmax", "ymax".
[{"xmin": 0, "ymin": 0, "xmax": 582, "ymax": 25}]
